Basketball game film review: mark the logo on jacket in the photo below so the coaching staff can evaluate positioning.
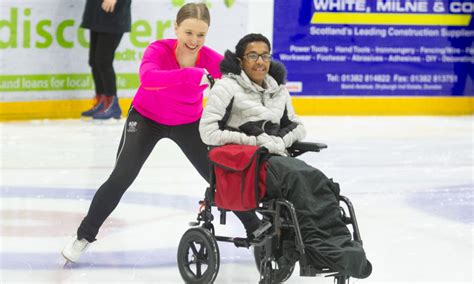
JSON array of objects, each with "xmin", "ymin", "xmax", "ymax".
[{"xmin": 127, "ymin": 121, "xmax": 138, "ymax": 133}]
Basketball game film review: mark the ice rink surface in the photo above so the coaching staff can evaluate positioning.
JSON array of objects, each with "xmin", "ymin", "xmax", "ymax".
[{"xmin": 1, "ymin": 116, "xmax": 472, "ymax": 284}]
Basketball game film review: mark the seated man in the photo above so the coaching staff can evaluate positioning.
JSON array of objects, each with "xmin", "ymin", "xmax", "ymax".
[{"xmin": 199, "ymin": 33, "xmax": 371, "ymax": 279}]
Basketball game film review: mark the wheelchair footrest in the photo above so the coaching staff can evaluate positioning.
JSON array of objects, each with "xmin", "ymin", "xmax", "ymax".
[
  {"xmin": 214, "ymin": 236, "xmax": 251, "ymax": 248},
  {"xmin": 300, "ymin": 265, "xmax": 328, "ymax": 277},
  {"xmin": 233, "ymin": 237, "xmax": 251, "ymax": 248},
  {"xmin": 248, "ymin": 220, "xmax": 272, "ymax": 239}
]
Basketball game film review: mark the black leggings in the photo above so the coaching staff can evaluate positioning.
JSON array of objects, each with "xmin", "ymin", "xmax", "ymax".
[
  {"xmin": 89, "ymin": 31, "xmax": 123, "ymax": 97},
  {"xmin": 78, "ymin": 107, "xmax": 259, "ymax": 241}
]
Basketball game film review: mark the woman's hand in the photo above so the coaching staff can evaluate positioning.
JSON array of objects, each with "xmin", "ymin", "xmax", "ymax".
[
  {"xmin": 200, "ymin": 69, "xmax": 215, "ymax": 89},
  {"xmin": 102, "ymin": 0, "xmax": 117, "ymax": 13}
]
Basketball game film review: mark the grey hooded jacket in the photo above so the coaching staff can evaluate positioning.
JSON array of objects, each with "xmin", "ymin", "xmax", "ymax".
[{"xmin": 199, "ymin": 51, "xmax": 306, "ymax": 152}]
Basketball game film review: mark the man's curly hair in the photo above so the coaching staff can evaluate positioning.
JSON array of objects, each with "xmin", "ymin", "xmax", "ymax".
[{"xmin": 235, "ymin": 33, "xmax": 271, "ymax": 59}]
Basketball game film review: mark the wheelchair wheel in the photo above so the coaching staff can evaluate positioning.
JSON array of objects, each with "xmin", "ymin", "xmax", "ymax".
[
  {"xmin": 253, "ymin": 240, "xmax": 295, "ymax": 283},
  {"xmin": 177, "ymin": 227, "xmax": 220, "ymax": 284}
]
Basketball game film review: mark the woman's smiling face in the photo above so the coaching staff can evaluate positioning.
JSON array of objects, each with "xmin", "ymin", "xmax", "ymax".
[{"xmin": 175, "ymin": 18, "xmax": 209, "ymax": 54}]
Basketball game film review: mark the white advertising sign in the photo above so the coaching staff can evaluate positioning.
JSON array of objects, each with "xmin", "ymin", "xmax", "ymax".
[{"xmin": 0, "ymin": 0, "xmax": 248, "ymax": 101}]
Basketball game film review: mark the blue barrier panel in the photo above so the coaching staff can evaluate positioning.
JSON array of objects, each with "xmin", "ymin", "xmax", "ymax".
[{"xmin": 273, "ymin": 0, "xmax": 474, "ymax": 97}]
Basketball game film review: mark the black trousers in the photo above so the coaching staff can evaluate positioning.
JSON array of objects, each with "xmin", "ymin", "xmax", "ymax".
[
  {"xmin": 78, "ymin": 107, "xmax": 259, "ymax": 241},
  {"xmin": 89, "ymin": 31, "xmax": 123, "ymax": 97}
]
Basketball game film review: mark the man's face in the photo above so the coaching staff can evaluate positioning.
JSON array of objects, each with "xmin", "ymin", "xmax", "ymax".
[{"xmin": 240, "ymin": 41, "xmax": 271, "ymax": 86}]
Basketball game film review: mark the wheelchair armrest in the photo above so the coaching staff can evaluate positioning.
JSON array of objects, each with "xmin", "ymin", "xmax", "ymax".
[{"xmin": 288, "ymin": 141, "xmax": 327, "ymax": 157}]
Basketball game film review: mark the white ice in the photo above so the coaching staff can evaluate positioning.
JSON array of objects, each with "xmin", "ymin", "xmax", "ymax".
[{"xmin": 1, "ymin": 116, "xmax": 473, "ymax": 283}]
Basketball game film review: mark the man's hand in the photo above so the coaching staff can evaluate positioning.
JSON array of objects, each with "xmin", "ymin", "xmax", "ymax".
[
  {"xmin": 256, "ymin": 133, "xmax": 286, "ymax": 156},
  {"xmin": 102, "ymin": 0, "xmax": 117, "ymax": 13}
]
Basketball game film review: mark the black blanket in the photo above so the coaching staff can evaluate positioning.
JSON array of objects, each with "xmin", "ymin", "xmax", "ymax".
[{"xmin": 266, "ymin": 156, "xmax": 372, "ymax": 279}]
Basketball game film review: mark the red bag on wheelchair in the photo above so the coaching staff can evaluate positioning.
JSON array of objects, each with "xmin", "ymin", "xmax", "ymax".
[{"xmin": 208, "ymin": 144, "xmax": 268, "ymax": 211}]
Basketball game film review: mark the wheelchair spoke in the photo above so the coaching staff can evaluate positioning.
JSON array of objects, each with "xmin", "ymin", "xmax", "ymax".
[
  {"xmin": 189, "ymin": 241, "xmax": 199, "ymax": 255},
  {"xmin": 196, "ymin": 262, "xmax": 202, "ymax": 277},
  {"xmin": 198, "ymin": 245, "xmax": 204, "ymax": 255},
  {"xmin": 200, "ymin": 258, "xmax": 209, "ymax": 265}
]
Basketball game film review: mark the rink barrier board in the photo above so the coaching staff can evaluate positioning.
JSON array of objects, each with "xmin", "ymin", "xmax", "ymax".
[{"xmin": 0, "ymin": 96, "xmax": 473, "ymax": 121}]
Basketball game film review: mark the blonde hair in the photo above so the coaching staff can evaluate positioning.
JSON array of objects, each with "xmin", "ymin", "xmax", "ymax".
[{"xmin": 176, "ymin": 2, "xmax": 211, "ymax": 26}]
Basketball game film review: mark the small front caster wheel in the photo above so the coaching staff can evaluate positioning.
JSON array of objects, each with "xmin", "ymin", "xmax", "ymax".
[{"xmin": 177, "ymin": 227, "xmax": 220, "ymax": 283}]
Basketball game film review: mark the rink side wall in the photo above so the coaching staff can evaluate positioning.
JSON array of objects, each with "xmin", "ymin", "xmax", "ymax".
[
  {"xmin": 0, "ymin": 0, "xmax": 473, "ymax": 121},
  {"xmin": 1, "ymin": 97, "xmax": 473, "ymax": 121}
]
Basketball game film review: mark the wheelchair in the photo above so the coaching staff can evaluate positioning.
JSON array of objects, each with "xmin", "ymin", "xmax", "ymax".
[{"xmin": 177, "ymin": 142, "xmax": 366, "ymax": 284}]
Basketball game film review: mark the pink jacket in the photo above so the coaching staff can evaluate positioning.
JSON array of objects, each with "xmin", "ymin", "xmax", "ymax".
[{"xmin": 132, "ymin": 39, "xmax": 223, "ymax": 125}]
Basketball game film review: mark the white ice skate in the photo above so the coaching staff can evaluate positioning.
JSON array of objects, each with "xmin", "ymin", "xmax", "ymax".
[{"xmin": 61, "ymin": 237, "xmax": 90, "ymax": 263}]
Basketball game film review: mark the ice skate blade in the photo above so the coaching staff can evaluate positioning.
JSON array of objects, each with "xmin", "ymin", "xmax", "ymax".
[{"xmin": 61, "ymin": 252, "xmax": 75, "ymax": 266}]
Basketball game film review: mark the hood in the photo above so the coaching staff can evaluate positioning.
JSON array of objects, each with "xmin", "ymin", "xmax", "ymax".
[{"xmin": 219, "ymin": 50, "xmax": 287, "ymax": 85}]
